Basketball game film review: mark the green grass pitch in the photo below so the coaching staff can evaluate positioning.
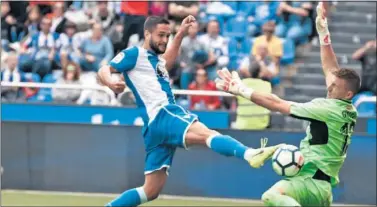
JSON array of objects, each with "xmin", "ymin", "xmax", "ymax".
[{"xmin": 1, "ymin": 190, "xmax": 262, "ymax": 206}]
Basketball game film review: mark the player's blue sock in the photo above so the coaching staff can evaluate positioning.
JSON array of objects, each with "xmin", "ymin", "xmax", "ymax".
[
  {"xmin": 206, "ymin": 134, "xmax": 252, "ymax": 160},
  {"xmin": 106, "ymin": 187, "xmax": 148, "ymax": 207}
]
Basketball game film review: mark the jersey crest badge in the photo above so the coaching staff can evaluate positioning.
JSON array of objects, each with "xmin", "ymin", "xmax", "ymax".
[{"xmin": 156, "ymin": 62, "xmax": 169, "ymax": 80}]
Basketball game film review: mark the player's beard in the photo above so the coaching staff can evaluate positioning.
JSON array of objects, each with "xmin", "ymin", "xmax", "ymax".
[{"xmin": 149, "ymin": 38, "xmax": 166, "ymax": 54}]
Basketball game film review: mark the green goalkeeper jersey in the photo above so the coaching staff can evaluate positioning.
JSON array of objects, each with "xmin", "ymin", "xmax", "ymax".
[{"xmin": 290, "ymin": 98, "xmax": 358, "ymax": 186}]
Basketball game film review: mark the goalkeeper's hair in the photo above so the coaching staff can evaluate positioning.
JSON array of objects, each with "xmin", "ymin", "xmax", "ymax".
[
  {"xmin": 334, "ymin": 68, "xmax": 361, "ymax": 96},
  {"xmin": 144, "ymin": 16, "xmax": 170, "ymax": 32}
]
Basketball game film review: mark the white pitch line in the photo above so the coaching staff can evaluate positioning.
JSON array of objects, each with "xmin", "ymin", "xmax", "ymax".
[{"xmin": 2, "ymin": 189, "xmax": 374, "ymax": 206}]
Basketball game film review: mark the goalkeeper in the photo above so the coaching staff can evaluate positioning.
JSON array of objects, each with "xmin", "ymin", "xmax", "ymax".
[{"xmin": 215, "ymin": 2, "xmax": 360, "ymax": 206}]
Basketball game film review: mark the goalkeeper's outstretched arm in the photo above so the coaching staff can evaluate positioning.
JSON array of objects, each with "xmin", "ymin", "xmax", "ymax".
[
  {"xmin": 248, "ymin": 91, "xmax": 293, "ymax": 115},
  {"xmin": 316, "ymin": 2, "xmax": 340, "ymax": 86},
  {"xmin": 215, "ymin": 69, "xmax": 294, "ymax": 115}
]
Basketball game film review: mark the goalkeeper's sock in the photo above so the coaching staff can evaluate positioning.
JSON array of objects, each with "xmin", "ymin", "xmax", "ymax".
[
  {"xmin": 206, "ymin": 134, "xmax": 257, "ymax": 160},
  {"xmin": 262, "ymin": 192, "xmax": 301, "ymax": 207},
  {"xmin": 106, "ymin": 187, "xmax": 148, "ymax": 207}
]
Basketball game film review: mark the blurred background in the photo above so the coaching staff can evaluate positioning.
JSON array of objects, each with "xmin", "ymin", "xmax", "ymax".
[{"xmin": 1, "ymin": 1, "xmax": 376, "ymax": 206}]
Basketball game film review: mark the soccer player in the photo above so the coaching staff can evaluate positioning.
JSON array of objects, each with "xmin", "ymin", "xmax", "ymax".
[
  {"xmin": 215, "ymin": 3, "xmax": 360, "ymax": 206},
  {"xmin": 98, "ymin": 15, "xmax": 283, "ymax": 207}
]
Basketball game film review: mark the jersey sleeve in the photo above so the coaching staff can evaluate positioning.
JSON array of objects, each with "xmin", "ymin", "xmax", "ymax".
[
  {"xmin": 109, "ymin": 46, "xmax": 138, "ymax": 73},
  {"xmin": 290, "ymin": 98, "xmax": 331, "ymax": 122}
]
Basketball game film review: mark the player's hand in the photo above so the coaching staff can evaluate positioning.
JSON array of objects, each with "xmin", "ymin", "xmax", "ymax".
[
  {"xmin": 179, "ymin": 15, "xmax": 196, "ymax": 34},
  {"xmin": 316, "ymin": 2, "xmax": 331, "ymax": 45},
  {"xmin": 109, "ymin": 81, "xmax": 126, "ymax": 94},
  {"xmin": 365, "ymin": 40, "xmax": 377, "ymax": 49},
  {"xmin": 215, "ymin": 68, "xmax": 253, "ymax": 99}
]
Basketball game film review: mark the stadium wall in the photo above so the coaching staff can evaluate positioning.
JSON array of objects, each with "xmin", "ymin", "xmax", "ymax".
[{"xmin": 1, "ymin": 122, "xmax": 375, "ymax": 205}]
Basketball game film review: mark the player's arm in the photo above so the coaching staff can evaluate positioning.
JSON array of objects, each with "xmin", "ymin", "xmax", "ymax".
[
  {"xmin": 97, "ymin": 65, "xmax": 124, "ymax": 94},
  {"xmin": 249, "ymin": 91, "xmax": 293, "ymax": 115},
  {"xmin": 316, "ymin": 2, "xmax": 340, "ymax": 86},
  {"xmin": 98, "ymin": 47, "xmax": 138, "ymax": 93},
  {"xmin": 162, "ymin": 15, "xmax": 196, "ymax": 70}
]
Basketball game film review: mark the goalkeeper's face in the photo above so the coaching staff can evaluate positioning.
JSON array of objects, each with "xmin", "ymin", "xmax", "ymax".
[{"xmin": 327, "ymin": 77, "xmax": 353, "ymax": 100}]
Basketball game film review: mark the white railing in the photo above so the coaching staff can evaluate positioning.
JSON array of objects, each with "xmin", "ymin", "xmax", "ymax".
[
  {"xmin": 1, "ymin": 81, "xmax": 115, "ymax": 97},
  {"xmin": 0, "ymin": 81, "xmax": 234, "ymax": 98},
  {"xmin": 1, "ymin": 81, "xmax": 376, "ymax": 109}
]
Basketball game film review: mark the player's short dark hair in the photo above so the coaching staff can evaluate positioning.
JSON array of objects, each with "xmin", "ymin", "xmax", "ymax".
[
  {"xmin": 144, "ymin": 16, "xmax": 170, "ymax": 32},
  {"xmin": 334, "ymin": 68, "xmax": 361, "ymax": 96}
]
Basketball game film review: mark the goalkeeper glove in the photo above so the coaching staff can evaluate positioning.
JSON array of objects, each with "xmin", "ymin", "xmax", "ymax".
[
  {"xmin": 215, "ymin": 68, "xmax": 254, "ymax": 99},
  {"xmin": 316, "ymin": 2, "xmax": 331, "ymax": 45}
]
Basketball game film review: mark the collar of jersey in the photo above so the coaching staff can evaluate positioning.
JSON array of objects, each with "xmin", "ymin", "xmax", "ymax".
[
  {"xmin": 146, "ymin": 50, "xmax": 158, "ymax": 57},
  {"xmin": 337, "ymin": 99, "xmax": 352, "ymax": 104}
]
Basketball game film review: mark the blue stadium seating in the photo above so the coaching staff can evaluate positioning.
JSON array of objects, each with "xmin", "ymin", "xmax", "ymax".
[
  {"xmin": 280, "ymin": 38, "xmax": 295, "ymax": 65},
  {"xmin": 228, "ymin": 37, "xmax": 239, "ymax": 57},
  {"xmin": 22, "ymin": 73, "xmax": 41, "ymax": 82},
  {"xmin": 237, "ymin": 2, "xmax": 256, "ymax": 16},
  {"xmin": 224, "ymin": 14, "xmax": 248, "ymax": 40},
  {"xmin": 241, "ymin": 38, "xmax": 255, "ymax": 56},
  {"xmin": 28, "ymin": 73, "xmax": 58, "ymax": 102}
]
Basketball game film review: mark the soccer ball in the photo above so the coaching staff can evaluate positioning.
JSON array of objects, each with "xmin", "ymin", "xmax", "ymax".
[{"xmin": 272, "ymin": 144, "xmax": 304, "ymax": 177}]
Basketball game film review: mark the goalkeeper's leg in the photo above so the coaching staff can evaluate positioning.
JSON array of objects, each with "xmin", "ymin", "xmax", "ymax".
[
  {"xmin": 262, "ymin": 176, "xmax": 332, "ymax": 207},
  {"xmin": 262, "ymin": 180, "xmax": 301, "ymax": 207}
]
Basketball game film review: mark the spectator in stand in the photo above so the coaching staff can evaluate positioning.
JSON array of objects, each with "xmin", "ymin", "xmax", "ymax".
[
  {"xmin": 91, "ymin": 1, "xmax": 118, "ymax": 35},
  {"xmin": 150, "ymin": 2, "xmax": 168, "ymax": 17},
  {"xmin": 59, "ymin": 21, "xmax": 80, "ymax": 69},
  {"xmin": 168, "ymin": 2, "xmax": 199, "ymax": 33},
  {"xmin": 47, "ymin": 2, "xmax": 67, "ymax": 34},
  {"xmin": 19, "ymin": 17, "xmax": 60, "ymax": 79},
  {"xmin": 120, "ymin": 1, "xmax": 148, "ymax": 48},
  {"xmin": 107, "ymin": 21, "xmax": 124, "ymax": 55},
  {"xmin": 198, "ymin": 19, "xmax": 229, "ymax": 78},
  {"xmin": 252, "ymin": 21, "xmax": 283, "ymax": 70},
  {"xmin": 275, "ymin": 1, "xmax": 313, "ymax": 45},
  {"xmin": 239, "ymin": 42, "xmax": 279, "ymax": 86},
  {"xmin": 180, "ymin": 21, "xmax": 216, "ymax": 89},
  {"xmin": 1, "ymin": 1, "xmax": 25, "ymax": 51},
  {"xmin": 29, "ymin": 1, "xmax": 55, "ymax": 15},
  {"xmin": 1, "ymin": 52, "xmax": 25, "ymax": 102},
  {"xmin": 352, "ymin": 39, "xmax": 377, "ymax": 95},
  {"xmin": 248, "ymin": 1, "xmax": 280, "ymax": 37},
  {"xmin": 52, "ymin": 62, "xmax": 82, "ymax": 104},
  {"xmin": 6, "ymin": 1, "xmax": 28, "ymax": 24},
  {"xmin": 22, "ymin": 6, "xmax": 42, "ymax": 38},
  {"xmin": 188, "ymin": 68, "xmax": 221, "ymax": 110},
  {"xmin": 78, "ymin": 23, "xmax": 114, "ymax": 72}
]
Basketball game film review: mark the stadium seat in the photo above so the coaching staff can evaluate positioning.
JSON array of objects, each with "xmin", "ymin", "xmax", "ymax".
[
  {"xmin": 228, "ymin": 37, "xmax": 239, "ymax": 57},
  {"xmin": 241, "ymin": 38, "xmax": 255, "ymax": 56},
  {"xmin": 280, "ymin": 38, "xmax": 296, "ymax": 65},
  {"xmin": 237, "ymin": 2, "xmax": 256, "ymax": 16},
  {"xmin": 22, "ymin": 73, "xmax": 41, "ymax": 82},
  {"xmin": 224, "ymin": 14, "xmax": 248, "ymax": 40},
  {"xmin": 31, "ymin": 73, "xmax": 59, "ymax": 103},
  {"xmin": 42, "ymin": 73, "xmax": 57, "ymax": 83}
]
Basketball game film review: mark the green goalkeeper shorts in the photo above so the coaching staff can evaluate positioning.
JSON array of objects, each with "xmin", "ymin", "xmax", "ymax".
[{"xmin": 267, "ymin": 164, "xmax": 333, "ymax": 206}]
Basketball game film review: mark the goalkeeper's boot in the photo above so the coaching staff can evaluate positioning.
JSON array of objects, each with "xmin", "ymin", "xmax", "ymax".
[{"xmin": 247, "ymin": 138, "xmax": 286, "ymax": 169}]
